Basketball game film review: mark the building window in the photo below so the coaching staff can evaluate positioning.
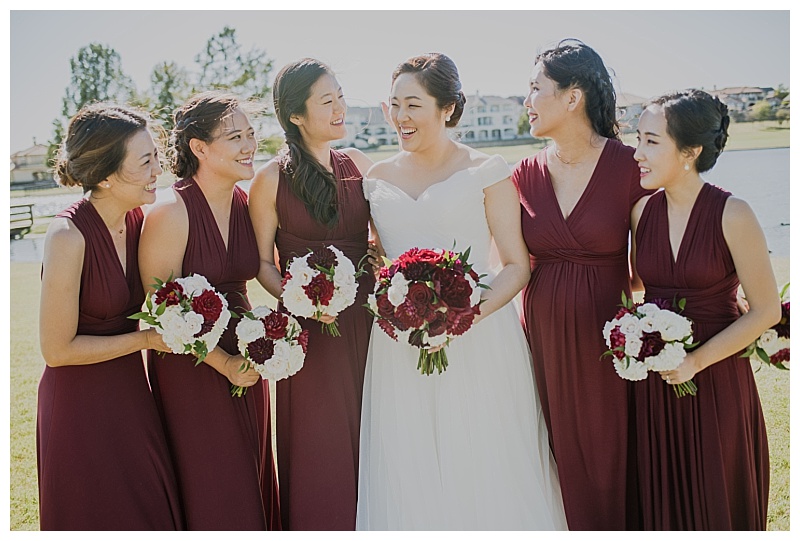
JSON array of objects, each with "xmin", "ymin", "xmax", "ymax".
[
  {"xmin": 490, "ymin": 105, "xmax": 499, "ymax": 112},
  {"xmin": 477, "ymin": 117, "xmax": 493, "ymax": 126},
  {"xmin": 492, "ymin": 129, "xmax": 501, "ymax": 139}
]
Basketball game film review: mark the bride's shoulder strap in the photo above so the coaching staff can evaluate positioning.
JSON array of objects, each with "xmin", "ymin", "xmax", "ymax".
[{"xmin": 475, "ymin": 154, "xmax": 513, "ymax": 190}]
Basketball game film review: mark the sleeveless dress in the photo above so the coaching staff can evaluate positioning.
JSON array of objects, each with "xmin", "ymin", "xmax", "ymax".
[
  {"xmin": 37, "ymin": 198, "xmax": 183, "ymax": 530},
  {"xmin": 357, "ymin": 155, "xmax": 567, "ymax": 531},
  {"xmin": 147, "ymin": 179, "xmax": 280, "ymax": 530},
  {"xmin": 513, "ymin": 139, "xmax": 650, "ymax": 530},
  {"xmin": 273, "ymin": 150, "xmax": 375, "ymax": 530},
  {"xmin": 634, "ymin": 183, "xmax": 770, "ymax": 530}
]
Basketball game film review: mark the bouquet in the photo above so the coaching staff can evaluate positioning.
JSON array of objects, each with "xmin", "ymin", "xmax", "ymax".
[
  {"xmin": 602, "ymin": 293, "xmax": 698, "ymax": 397},
  {"xmin": 232, "ymin": 305, "xmax": 309, "ymax": 397},
  {"xmin": 742, "ymin": 282, "xmax": 790, "ymax": 370},
  {"xmin": 130, "ymin": 273, "xmax": 231, "ymax": 364},
  {"xmin": 281, "ymin": 245, "xmax": 359, "ymax": 336},
  {"xmin": 366, "ymin": 246, "xmax": 487, "ymax": 376}
]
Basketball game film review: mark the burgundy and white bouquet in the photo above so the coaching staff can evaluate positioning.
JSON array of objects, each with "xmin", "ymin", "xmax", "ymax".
[
  {"xmin": 366, "ymin": 246, "xmax": 486, "ymax": 376},
  {"xmin": 281, "ymin": 245, "xmax": 359, "ymax": 336},
  {"xmin": 742, "ymin": 282, "xmax": 790, "ymax": 370},
  {"xmin": 232, "ymin": 305, "xmax": 309, "ymax": 397},
  {"xmin": 602, "ymin": 293, "xmax": 698, "ymax": 397},
  {"xmin": 130, "ymin": 273, "xmax": 231, "ymax": 364}
]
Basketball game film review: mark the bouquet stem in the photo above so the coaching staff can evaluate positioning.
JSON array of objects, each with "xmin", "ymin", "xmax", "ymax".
[
  {"xmin": 230, "ymin": 385, "xmax": 247, "ymax": 397},
  {"xmin": 321, "ymin": 320, "xmax": 341, "ymax": 337},
  {"xmin": 417, "ymin": 348, "xmax": 449, "ymax": 375},
  {"xmin": 672, "ymin": 379, "xmax": 697, "ymax": 398}
]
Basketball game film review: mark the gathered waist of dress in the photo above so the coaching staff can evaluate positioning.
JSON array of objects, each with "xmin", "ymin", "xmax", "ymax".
[
  {"xmin": 275, "ymin": 229, "xmax": 369, "ymax": 269},
  {"xmin": 645, "ymin": 281, "xmax": 740, "ymax": 326},
  {"xmin": 78, "ymin": 313, "xmax": 140, "ymax": 336},
  {"xmin": 532, "ymin": 247, "xmax": 628, "ymax": 267}
]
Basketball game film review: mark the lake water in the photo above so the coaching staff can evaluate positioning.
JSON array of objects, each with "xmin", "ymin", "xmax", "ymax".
[{"xmin": 10, "ymin": 147, "xmax": 790, "ymax": 262}]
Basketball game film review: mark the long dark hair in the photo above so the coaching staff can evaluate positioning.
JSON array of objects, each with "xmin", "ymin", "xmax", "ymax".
[
  {"xmin": 273, "ymin": 58, "xmax": 340, "ymax": 228},
  {"xmin": 649, "ymin": 89, "xmax": 730, "ymax": 173},
  {"xmin": 54, "ymin": 103, "xmax": 151, "ymax": 193},
  {"xmin": 536, "ymin": 39, "xmax": 619, "ymax": 140},
  {"xmin": 392, "ymin": 53, "xmax": 466, "ymax": 128}
]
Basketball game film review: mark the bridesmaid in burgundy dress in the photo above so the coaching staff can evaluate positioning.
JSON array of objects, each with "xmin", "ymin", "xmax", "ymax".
[
  {"xmin": 512, "ymin": 40, "xmax": 651, "ymax": 530},
  {"xmin": 139, "ymin": 91, "xmax": 280, "ymax": 530},
  {"xmin": 248, "ymin": 58, "xmax": 374, "ymax": 530},
  {"xmin": 37, "ymin": 104, "xmax": 182, "ymax": 530},
  {"xmin": 631, "ymin": 90, "xmax": 778, "ymax": 530}
]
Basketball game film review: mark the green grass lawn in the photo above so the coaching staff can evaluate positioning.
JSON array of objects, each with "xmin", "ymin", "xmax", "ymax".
[{"xmin": 9, "ymin": 259, "xmax": 790, "ymax": 530}]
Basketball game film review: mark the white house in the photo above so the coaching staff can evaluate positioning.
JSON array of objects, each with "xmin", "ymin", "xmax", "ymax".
[
  {"xmin": 457, "ymin": 93, "xmax": 523, "ymax": 143},
  {"xmin": 10, "ymin": 144, "xmax": 56, "ymax": 188},
  {"xmin": 709, "ymin": 87, "xmax": 776, "ymax": 112}
]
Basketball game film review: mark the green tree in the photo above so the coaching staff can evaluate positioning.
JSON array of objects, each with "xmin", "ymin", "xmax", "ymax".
[
  {"xmin": 776, "ymin": 108, "xmax": 790, "ymax": 126},
  {"xmin": 194, "ymin": 26, "xmax": 273, "ymax": 99},
  {"xmin": 518, "ymin": 110, "xmax": 530, "ymax": 136},
  {"xmin": 774, "ymin": 84, "xmax": 789, "ymax": 102},
  {"xmin": 750, "ymin": 100, "xmax": 776, "ymax": 122},
  {"xmin": 147, "ymin": 61, "xmax": 191, "ymax": 132},
  {"xmin": 49, "ymin": 43, "xmax": 135, "ymax": 161}
]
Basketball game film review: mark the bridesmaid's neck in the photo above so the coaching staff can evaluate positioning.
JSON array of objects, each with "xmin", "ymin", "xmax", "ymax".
[
  {"xmin": 548, "ymin": 121, "xmax": 605, "ymax": 165},
  {"xmin": 87, "ymin": 191, "xmax": 129, "ymax": 234},
  {"xmin": 192, "ymin": 169, "xmax": 238, "ymax": 206},
  {"xmin": 663, "ymin": 173, "xmax": 705, "ymax": 210},
  {"xmin": 303, "ymin": 139, "xmax": 334, "ymax": 173}
]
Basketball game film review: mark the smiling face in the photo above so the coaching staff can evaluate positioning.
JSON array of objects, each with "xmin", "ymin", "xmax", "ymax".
[
  {"xmin": 634, "ymin": 105, "xmax": 689, "ymax": 190},
  {"xmin": 105, "ymin": 129, "xmax": 162, "ymax": 206},
  {"xmin": 389, "ymin": 72, "xmax": 452, "ymax": 152},
  {"xmin": 293, "ymin": 72, "xmax": 347, "ymax": 144},
  {"xmin": 523, "ymin": 63, "xmax": 569, "ymax": 138},
  {"xmin": 200, "ymin": 108, "xmax": 257, "ymax": 182}
]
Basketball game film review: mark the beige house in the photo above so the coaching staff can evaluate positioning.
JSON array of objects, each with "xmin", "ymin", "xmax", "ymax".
[{"xmin": 10, "ymin": 144, "xmax": 56, "ymax": 189}]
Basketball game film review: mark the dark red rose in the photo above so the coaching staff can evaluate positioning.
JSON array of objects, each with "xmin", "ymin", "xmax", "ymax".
[
  {"xmin": 262, "ymin": 311, "xmax": 289, "ymax": 340},
  {"xmin": 446, "ymin": 310, "xmax": 474, "ymax": 336},
  {"xmin": 434, "ymin": 268, "xmax": 471, "ymax": 309},
  {"xmin": 407, "ymin": 282, "xmax": 434, "ymax": 312},
  {"xmin": 297, "ymin": 329, "xmax": 310, "ymax": 354},
  {"xmin": 308, "ymin": 246, "xmax": 337, "ymax": 270},
  {"xmin": 614, "ymin": 306, "xmax": 635, "ymax": 319},
  {"xmin": 155, "ymin": 281, "xmax": 184, "ymax": 307},
  {"xmin": 771, "ymin": 348, "xmax": 789, "ymax": 365},
  {"xmin": 395, "ymin": 300, "xmax": 424, "ymax": 329},
  {"xmin": 377, "ymin": 318, "xmax": 398, "ymax": 340},
  {"xmin": 427, "ymin": 311, "xmax": 448, "ymax": 337},
  {"xmin": 775, "ymin": 301, "xmax": 790, "ymax": 338},
  {"xmin": 376, "ymin": 293, "xmax": 396, "ymax": 319},
  {"xmin": 638, "ymin": 331, "xmax": 665, "ymax": 360},
  {"xmin": 281, "ymin": 271, "xmax": 292, "ymax": 289},
  {"xmin": 609, "ymin": 326, "xmax": 626, "ymax": 360},
  {"xmin": 303, "ymin": 274, "xmax": 335, "ymax": 306},
  {"xmin": 247, "ymin": 337, "xmax": 275, "ymax": 365},
  {"xmin": 191, "ymin": 289, "xmax": 224, "ymax": 323}
]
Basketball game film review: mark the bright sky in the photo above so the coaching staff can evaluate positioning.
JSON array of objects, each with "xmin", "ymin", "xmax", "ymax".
[{"xmin": 7, "ymin": 7, "xmax": 791, "ymax": 152}]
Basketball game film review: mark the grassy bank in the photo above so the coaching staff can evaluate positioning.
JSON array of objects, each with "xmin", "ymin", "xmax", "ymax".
[{"xmin": 9, "ymin": 258, "xmax": 791, "ymax": 530}]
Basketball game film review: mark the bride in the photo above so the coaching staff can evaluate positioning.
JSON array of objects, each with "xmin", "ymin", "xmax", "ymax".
[{"xmin": 356, "ymin": 53, "xmax": 567, "ymax": 531}]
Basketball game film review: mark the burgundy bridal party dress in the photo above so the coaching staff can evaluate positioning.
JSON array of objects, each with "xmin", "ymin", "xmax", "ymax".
[
  {"xmin": 273, "ymin": 150, "xmax": 374, "ymax": 530},
  {"xmin": 513, "ymin": 139, "xmax": 650, "ymax": 530},
  {"xmin": 633, "ymin": 183, "xmax": 769, "ymax": 530},
  {"xmin": 147, "ymin": 179, "xmax": 280, "ymax": 530},
  {"xmin": 37, "ymin": 200, "xmax": 183, "ymax": 530}
]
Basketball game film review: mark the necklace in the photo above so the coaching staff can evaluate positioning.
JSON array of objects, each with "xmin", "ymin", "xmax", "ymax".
[{"xmin": 553, "ymin": 147, "xmax": 582, "ymax": 165}]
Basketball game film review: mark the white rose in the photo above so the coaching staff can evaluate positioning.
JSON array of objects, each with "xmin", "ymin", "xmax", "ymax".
[
  {"xmin": 624, "ymin": 336, "xmax": 643, "ymax": 358},
  {"xmin": 177, "ymin": 274, "xmax": 212, "ymax": 296},
  {"xmin": 236, "ymin": 318, "xmax": 265, "ymax": 344},
  {"xmin": 613, "ymin": 358, "xmax": 649, "ymax": 381},
  {"xmin": 183, "ymin": 311, "xmax": 205, "ymax": 337},
  {"xmin": 286, "ymin": 344, "xmax": 306, "ymax": 374},
  {"xmin": 645, "ymin": 342, "xmax": 686, "ymax": 371},
  {"xmin": 264, "ymin": 356, "xmax": 290, "ymax": 381},
  {"xmin": 638, "ymin": 316, "xmax": 657, "ymax": 333},
  {"xmin": 251, "ymin": 305, "xmax": 272, "ymax": 319},
  {"xmin": 636, "ymin": 303, "xmax": 660, "ymax": 317},
  {"xmin": 387, "ymin": 272, "xmax": 409, "ymax": 307},
  {"xmin": 367, "ymin": 293, "xmax": 378, "ymax": 315},
  {"xmin": 287, "ymin": 257, "xmax": 316, "ymax": 286},
  {"xmin": 618, "ymin": 314, "xmax": 642, "ymax": 337},
  {"xmin": 282, "ymin": 283, "xmax": 317, "ymax": 318},
  {"xmin": 757, "ymin": 329, "xmax": 781, "ymax": 356},
  {"xmin": 659, "ymin": 312, "xmax": 692, "ymax": 341},
  {"xmin": 602, "ymin": 321, "xmax": 618, "ymax": 346}
]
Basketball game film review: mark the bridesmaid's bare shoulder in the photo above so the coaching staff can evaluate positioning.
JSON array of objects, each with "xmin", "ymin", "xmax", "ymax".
[{"xmin": 339, "ymin": 148, "xmax": 374, "ymax": 176}]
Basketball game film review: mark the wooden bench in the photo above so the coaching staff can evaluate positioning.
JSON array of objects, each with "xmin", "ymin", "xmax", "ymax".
[{"xmin": 10, "ymin": 203, "xmax": 34, "ymax": 239}]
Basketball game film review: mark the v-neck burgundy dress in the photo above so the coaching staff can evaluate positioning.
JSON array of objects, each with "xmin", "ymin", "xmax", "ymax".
[
  {"xmin": 273, "ymin": 150, "xmax": 375, "ymax": 530},
  {"xmin": 37, "ymin": 199, "xmax": 183, "ymax": 530},
  {"xmin": 513, "ymin": 139, "xmax": 651, "ymax": 530},
  {"xmin": 147, "ymin": 179, "xmax": 280, "ymax": 530},
  {"xmin": 634, "ymin": 183, "xmax": 769, "ymax": 530}
]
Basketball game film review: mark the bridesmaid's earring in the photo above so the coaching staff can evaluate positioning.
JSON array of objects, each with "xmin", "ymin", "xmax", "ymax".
[
  {"xmin": 445, "ymin": 116, "xmax": 451, "ymax": 122},
  {"xmin": 684, "ymin": 163, "xmax": 690, "ymax": 171}
]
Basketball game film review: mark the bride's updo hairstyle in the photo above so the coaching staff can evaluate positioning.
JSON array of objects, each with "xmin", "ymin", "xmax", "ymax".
[
  {"xmin": 648, "ymin": 89, "xmax": 730, "ymax": 173},
  {"xmin": 535, "ymin": 39, "xmax": 619, "ymax": 141},
  {"xmin": 392, "ymin": 53, "xmax": 466, "ymax": 128},
  {"xmin": 54, "ymin": 103, "xmax": 150, "ymax": 193},
  {"xmin": 273, "ymin": 58, "xmax": 340, "ymax": 228},
  {"xmin": 170, "ymin": 90, "xmax": 260, "ymax": 179}
]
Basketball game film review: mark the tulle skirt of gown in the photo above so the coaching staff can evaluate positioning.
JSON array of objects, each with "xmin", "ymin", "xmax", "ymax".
[{"xmin": 356, "ymin": 301, "xmax": 567, "ymax": 531}]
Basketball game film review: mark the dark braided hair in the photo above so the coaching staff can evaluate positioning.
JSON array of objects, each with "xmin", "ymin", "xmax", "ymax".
[
  {"xmin": 169, "ymin": 90, "xmax": 261, "ymax": 179},
  {"xmin": 649, "ymin": 89, "xmax": 730, "ymax": 173},
  {"xmin": 273, "ymin": 58, "xmax": 340, "ymax": 228},
  {"xmin": 535, "ymin": 39, "xmax": 619, "ymax": 140},
  {"xmin": 392, "ymin": 53, "xmax": 466, "ymax": 128},
  {"xmin": 54, "ymin": 103, "xmax": 152, "ymax": 193}
]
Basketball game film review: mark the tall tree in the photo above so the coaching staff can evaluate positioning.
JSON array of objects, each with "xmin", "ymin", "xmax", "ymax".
[
  {"xmin": 194, "ymin": 26, "xmax": 273, "ymax": 99},
  {"xmin": 49, "ymin": 43, "xmax": 135, "ymax": 161},
  {"xmin": 148, "ymin": 61, "xmax": 191, "ymax": 132}
]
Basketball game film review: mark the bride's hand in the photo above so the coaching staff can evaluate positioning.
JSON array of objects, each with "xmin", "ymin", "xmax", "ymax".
[{"xmin": 367, "ymin": 240, "xmax": 385, "ymax": 273}]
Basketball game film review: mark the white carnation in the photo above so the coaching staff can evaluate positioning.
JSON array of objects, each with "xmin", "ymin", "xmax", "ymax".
[
  {"xmin": 603, "ymin": 321, "xmax": 618, "ymax": 346},
  {"xmin": 612, "ymin": 358, "xmax": 649, "ymax": 381},
  {"xmin": 757, "ymin": 329, "xmax": 782, "ymax": 356},
  {"xmin": 236, "ymin": 317, "xmax": 266, "ymax": 344},
  {"xmin": 624, "ymin": 336, "xmax": 643, "ymax": 358},
  {"xmin": 251, "ymin": 305, "xmax": 272, "ymax": 319},
  {"xmin": 177, "ymin": 274, "xmax": 212, "ymax": 296},
  {"xmin": 367, "ymin": 294, "xmax": 378, "ymax": 314},
  {"xmin": 644, "ymin": 342, "xmax": 686, "ymax": 371},
  {"xmin": 636, "ymin": 303, "xmax": 660, "ymax": 317},
  {"xmin": 387, "ymin": 272, "xmax": 409, "ymax": 307}
]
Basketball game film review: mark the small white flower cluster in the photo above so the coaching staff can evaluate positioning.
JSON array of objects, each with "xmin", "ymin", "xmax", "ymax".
[
  {"xmin": 235, "ymin": 305, "xmax": 306, "ymax": 382},
  {"xmin": 282, "ymin": 246, "xmax": 358, "ymax": 319},
  {"xmin": 753, "ymin": 329, "xmax": 790, "ymax": 359},
  {"xmin": 603, "ymin": 303, "xmax": 694, "ymax": 381},
  {"xmin": 150, "ymin": 274, "xmax": 229, "ymax": 357}
]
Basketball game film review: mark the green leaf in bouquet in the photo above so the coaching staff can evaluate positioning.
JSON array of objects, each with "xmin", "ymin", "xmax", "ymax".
[
  {"xmin": 776, "ymin": 362, "xmax": 789, "ymax": 371},
  {"xmin": 229, "ymin": 309, "xmax": 240, "ymax": 319},
  {"xmin": 677, "ymin": 297, "xmax": 687, "ymax": 312},
  {"xmin": 741, "ymin": 344, "xmax": 756, "ymax": 359},
  {"xmin": 193, "ymin": 341, "xmax": 208, "ymax": 366},
  {"xmin": 155, "ymin": 301, "xmax": 167, "ymax": 316},
  {"xmin": 243, "ymin": 311, "xmax": 256, "ymax": 320},
  {"xmin": 620, "ymin": 291, "xmax": 632, "ymax": 310},
  {"xmin": 381, "ymin": 255, "xmax": 393, "ymax": 268},
  {"xmin": 756, "ymin": 348, "xmax": 771, "ymax": 364},
  {"xmin": 779, "ymin": 281, "xmax": 790, "ymax": 301}
]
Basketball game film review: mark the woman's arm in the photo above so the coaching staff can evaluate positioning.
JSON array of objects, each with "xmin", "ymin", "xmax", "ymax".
[
  {"xmin": 341, "ymin": 147, "xmax": 374, "ymax": 176},
  {"xmin": 39, "ymin": 218, "xmax": 168, "ymax": 367},
  {"xmin": 479, "ymin": 177, "xmax": 532, "ymax": 322},
  {"xmin": 662, "ymin": 197, "xmax": 781, "ymax": 384},
  {"xmin": 629, "ymin": 195, "xmax": 651, "ymax": 293},
  {"xmin": 248, "ymin": 161, "xmax": 284, "ymax": 300}
]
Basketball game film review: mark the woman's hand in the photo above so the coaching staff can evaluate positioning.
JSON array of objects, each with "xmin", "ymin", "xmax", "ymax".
[
  {"xmin": 312, "ymin": 313, "xmax": 337, "ymax": 324},
  {"xmin": 659, "ymin": 352, "xmax": 701, "ymax": 386},
  {"xmin": 144, "ymin": 328, "xmax": 173, "ymax": 353},
  {"xmin": 223, "ymin": 354, "xmax": 260, "ymax": 387},
  {"xmin": 736, "ymin": 286, "xmax": 750, "ymax": 315},
  {"xmin": 367, "ymin": 240, "xmax": 385, "ymax": 274}
]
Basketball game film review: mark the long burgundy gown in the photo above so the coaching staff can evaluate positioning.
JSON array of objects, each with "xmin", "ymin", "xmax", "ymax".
[
  {"xmin": 37, "ymin": 199, "xmax": 183, "ymax": 530},
  {"xmin": 513, "ymin": 139, "xmax": 651, "ymax": 530},
  {"xmin": 147, "ymin": 179, "xmax": 280, "ymax": 530},
  {"xmin": 634, "ymin": 183, "xmax": 769, "ymax": 530},
  {"xmin": 272, "ymin": 150, "xmax": 374, "ymax": 530}
]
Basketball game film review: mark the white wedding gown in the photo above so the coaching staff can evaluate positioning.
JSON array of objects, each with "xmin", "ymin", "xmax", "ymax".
[{"xmin": 356, "ymin": 155, "xmax": 567, "ymax": 530}]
